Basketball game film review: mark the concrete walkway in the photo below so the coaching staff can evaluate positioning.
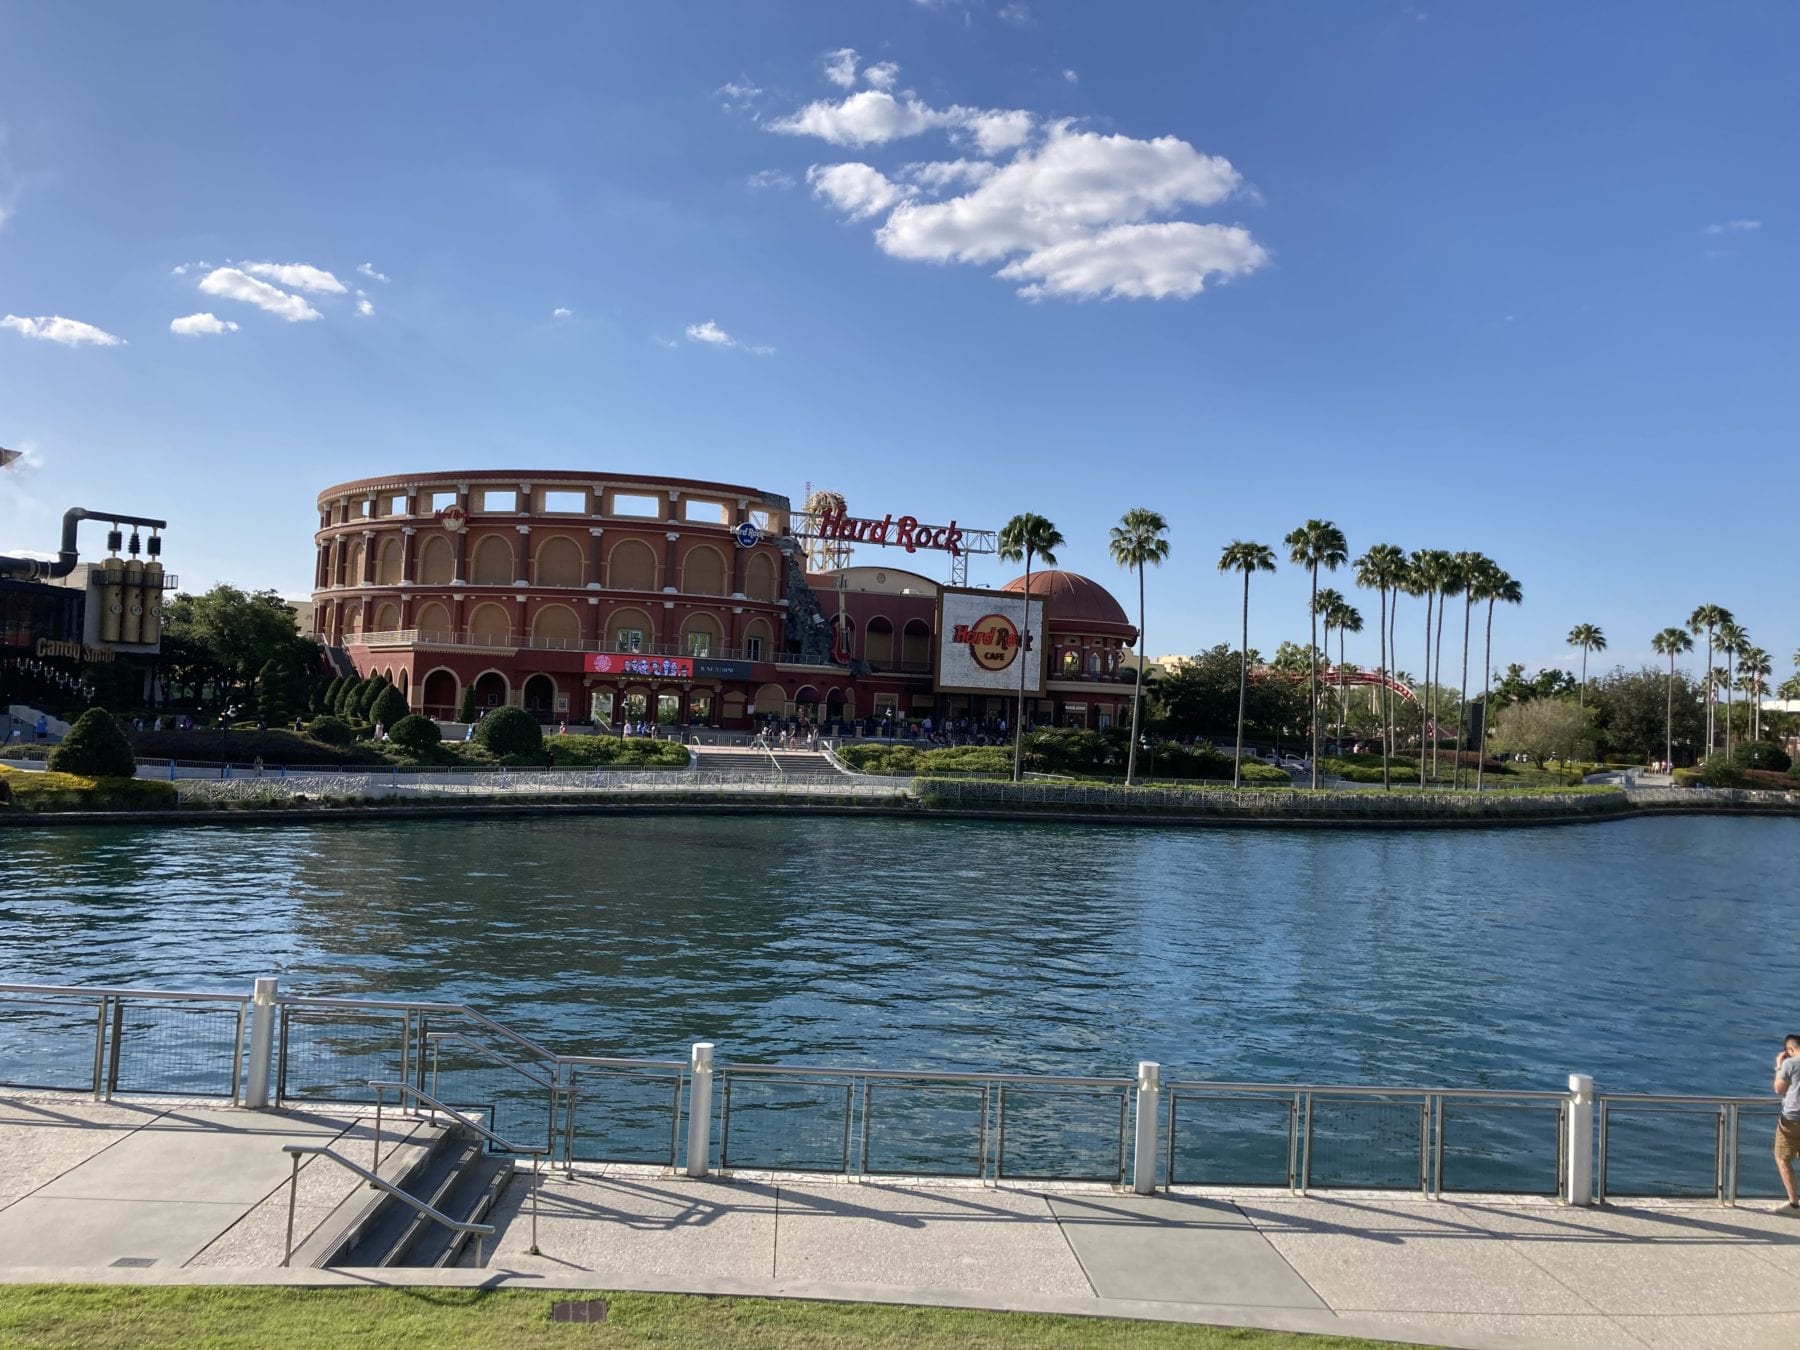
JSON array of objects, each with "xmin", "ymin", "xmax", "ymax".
[{"xmin": 5, "ymin": 1094, "xmax": 1800, "ymax": 1349}]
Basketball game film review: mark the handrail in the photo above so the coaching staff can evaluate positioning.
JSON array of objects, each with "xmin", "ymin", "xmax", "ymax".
[
  {"xmin": 718, "ymin": 1063, "xmax": 1134, "ymax": 1087},
  {"xmin": 279, "ymin": 1144, "xmax": 494, "ymax": 1267},
  {"xmin": 1165, "ymin": 1080, "xmax": 1569, "ymax": 1100},
  {"xmin": 0, "ymin": 983, "xmax": 246, "ymax": 1004},
  {"xmin": 279, "ymin": 995, "xmax": 558, "ymax": 1067},
  {"xmin": 424, "ymin": 1031, "xmax": 555, "ymax": 1090}
]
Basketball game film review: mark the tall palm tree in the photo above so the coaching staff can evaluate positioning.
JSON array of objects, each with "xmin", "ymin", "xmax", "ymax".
[
  {"xmin": 1408, "ymin": 550, "xmax": 1452, "ymax": 785},
  {"xmin": 1740, "ymin": 646, "xmax": 1772, "ymax": 741},
  {"xmin": 1452, "ymin": 551, "xmax": 1489, "ymax": 790},
  {"xmin": 1651, "ymin": 627, "xmax": 1694, "ymax": 772},
  {"xmin": 1312, "ymin": 586, "xmax": 1345, "ymax": 747},
  {"xmin": 1567, "ymin": 624, "xmax": 1606, "ymax": 710},
  {"xmin": 1285, "ymin": 521, "xmax": 1349, "ymax": 788},
  {"xmin": 1472, "ymin": 565, "xmax": 1521, "ymax": 792},
  {"xmin": 1329, "ymin": 599, "xmax": 1363, "ymax": 749},
  {"xmin": 1430, "ymin": 552, "xmax": 1466, "ymax": 784},
  {"xmin": 1403, "ymin": 552, "xmax": 1435, "ymax": 787},
  {"xmin": 1218, "ymin": 541, "xmax": 1276, "ymax": 788},
  {"xmin": 1686, "ymin": 604, "xmax": 1731, "ymax": 757},
  {"xmin": 1354, "ymin": 543, "xmax": 1407, "ymax": 790},
  {"xmin": 1108, "ymin": 509, "xmax": 1170, "ymax": 786},
  {"xmin": 997, "ymin": 513, "xmax": 1064, "ymax": 783},
  {"xmin": 1716, "ymin": 620, "xmax": 1747, "ymax": 761}
]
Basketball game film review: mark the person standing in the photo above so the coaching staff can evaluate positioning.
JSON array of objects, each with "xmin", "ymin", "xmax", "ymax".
[{"xmin": 1776, "ymin": 1035, "xmax": 1800, "ymax": 1212}]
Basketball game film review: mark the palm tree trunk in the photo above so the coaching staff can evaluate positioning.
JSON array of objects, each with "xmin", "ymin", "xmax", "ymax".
[
  {"xmin": 1704, "ymin": 629, "xmax": 1714, "ymax": 756},
  {"xmin": 1387, "ymin": 586, "xmax": 1398, "ymax": 787},
  {"xmin": 1378, "ymin": 585, "xmax": 1391, "ymax": 790},
  {"xmin": 1665, "ymin": 655, "xmax": 1674, "ymax": 772},
  {"xmin": 1308, "ymin": 564, "xmax": 1320, "ymax": 789},
  {"xmin": 1432, "ymin": 589, "xmax": 1447, "ymax": 785},
  {"xmin": 1579, "ymin": 646, "xmax": 1587, "ymax": 711},
  {"xmin": 1456, "ymin": 595, "xmax": 1472, "ymax": 791},
  {"xmin": 1724, "ymin": 653, "xmax": 1734, "ymax": 762},
  {"xmin": 1126, "ymin": 563, "xmax": 1144, "ymax": 786},
  {"xmin": 1337, "ymin": 626, "xmax": 1346, "ymax": 752},
  {"xmin": 1419, "ymin": 591, "xmax": 1432, "ymax": 789},
  {"xmin": 1233, "ymin": 571, "xmax": 1249, "ymax": 789},
  {"xmin": 1012, "ymin": 551, "xmax": 1031, "ymax": 782},
  {"xmin": 1478, "ymin": 599, "xmax": 1495, "ymax": 792}
]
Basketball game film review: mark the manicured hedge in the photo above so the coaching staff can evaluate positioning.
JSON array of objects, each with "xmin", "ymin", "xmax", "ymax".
[{"xmin": 0, "ymin": 765, "xmax": 178, "ymax": 812}]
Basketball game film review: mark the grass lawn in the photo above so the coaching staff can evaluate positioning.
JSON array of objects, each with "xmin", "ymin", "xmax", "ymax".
[{"xmin": 0, "ymin": 1286, "xmax": 1399, "ymax": 1350}]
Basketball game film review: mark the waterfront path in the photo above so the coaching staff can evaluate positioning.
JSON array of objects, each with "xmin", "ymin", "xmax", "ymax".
[{"xmin": 4, "ymin": 1095, "xmax": 1799, "ymax": 1348}]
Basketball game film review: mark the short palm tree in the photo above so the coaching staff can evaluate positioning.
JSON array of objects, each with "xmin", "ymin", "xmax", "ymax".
[
  {"xmin": 1715, "ymin": 620, "xmax": 1747, "ymax": 760},
  {"xmin": 1312, "ymin": 586, "xmax": 1346, "ymax": 743},
  {"xmin": 1567, "ymin": 624, "xmax": 1606, "ymax": 711},
  {"xmin": 1284, "ymin": 520, "xmax": 1348, "ymax": 788},
  {"xmin": 1109, "ymin": 509, "xmax": 1170, "ymax": 786},
  {"xmin": 1354, "ymin": 543, "xmax": 1408, "ymax": 789},
  {"xmin": 1472, "ymin": 564, "xmax": 1522, "ymax": 792},
  {"xmin": 1687, "ymin": 604, "xmax": 1731, "ymax": 757},
  {"xmin": 1326, "ymin": 598, "xmax": 1362, "ymax": 749},
  {"xmin": 1218, "ymin": 541, "xmax": 1277, "ymax": 788},
  {"xmin": 1739, "ymin": 646, "xmax": 1772, "ymax": 741},
  {"xmin": 997, "ymin": 513, "xmax": 1064, "ymax": 782},
  {"xmin": 1651, "ymin": 627, "xmax": 1694, "ymax": 771}
]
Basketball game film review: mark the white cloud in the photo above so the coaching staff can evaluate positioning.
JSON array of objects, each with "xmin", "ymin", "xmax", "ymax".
[
  {"xmin": 823, "ymin": 47, "xmax": 859, "ymax": 89},
  {"xmin": 1063, "ymin": 68, "xmax": 1079, "ymax": 85},
  {"xmin": 995, "ymin": 221, "xmax": 1267, "ymax": 300},
  {"xmin": 1701, "ymin": 219, "xmax": 1761, "ymax": 235},
  {"xmin": 904, "ymin": 158, "xmax": 997, "ymax": 192},
  {"xmin": 808, "ymin": 163, "xmax": 913, "ymax": 220},
  {"xmin": 684, "ymin": 320, "xmax": 774, "ymax": 355},
  {"xmin": 864, "ymin": 62, "xmax": 900, "ymax": 91},
  {"xmin": 1, "ymin": 314, "xmax": 125, "ymax": 346},
  {"xmin": 552, "ymin": 306, "xmax": 573, "ymax": 318},
  {"xmin": 357, "ymin": 262, "xmax": 390, "ymax": 282},
  {"xmin": 169, "ymin": 312, "xmax": 239, "ymax": 336},
  {"xmin": 355, "ymin": 296, "xmax": 375, "ymax": 318},
  {"xmin": 771, "ymin": 90, "xmax": 950, "ymax": 147},
  {"xmin": 746, "ymin": 168, "xmax": 797, "ymax": 190},
  {"xmin": 716, "ymin": 78, "xmax": 763, "ymax": 116},
  {"xmin": 240, "ymin": 261, "xmax": 347, "ymax": 294},
  {"xmin": 959, "ymin": 108, "xmax": 1034, "ymax": 155},
  {"xmin": 998, "ymin": 3, "xmax": 1033, "ymax": 25},
  {"xmin": 197, "ymin": 266, "xmax": 322, "ymax": 322}
]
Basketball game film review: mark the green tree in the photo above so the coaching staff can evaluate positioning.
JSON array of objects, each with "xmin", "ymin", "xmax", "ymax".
[
  {"xmin": 353, "ymin": 674, "xmax": 389, "ymax": 722},
  {"xmin": 1630, "ymin": 642, "xmax": 1695, "ymax": 769},
  {"xmin": 1448, "ymin": 552, "xmax": 1490, "ymax": 789},
  {"xmin": 252, "ymin": 658, "xmax": 299, "ymax": 726},
  {"xmin": 1491, "ymin": 698, "xmax": 1595, "ymax": 769},
  {"xmin": 1354, "ymin": 543, "xmax": 1408, "ymax": 789},
  {"xmin": 997, "ymin": 513, "xmax": 1065, "ymax": 783},
  {"xmin": 1715, "ymin": 619, "xmax": 1747, "ymax": 761},
  {"xmin": 370, "ymin": 684, "xmax": 408, "ymax": 731},
  {"xmin": 1567, "ymin": 623, "xmax": 1606, "ymax": 711},
  {"xmin": 1737, "ymin": 645, "xmax": 1772, "ymax": 741},
  {"xmin": 305, "ymin": 714, "xmax": 354, "ymax": 747},
  {"xmin": 457, "ymin": 683, "xmax": 478, "ymax": 723},
  {"xmin": 1686, "ymin": 604, "xmax": 1731, "ymax": 758},
  {"xmin": 1108, "ymin": 508, "xmax": 1170, "ymax": 787},
  {"xmin": 388, "ymin": 713, "xmax": 442, "ymax": 754},
  {"xmin": 1283, "ymin": 520, "xmax": 1348, "ymax": 787},
  {"xmin": 160, "ymin": 586, "xmax": 319, "ymax": 714},
  {"xmin": 475, "ymin": 704, "xmax": 542, "ymax": 756},
  {"xmin": 1217, "ymin": 541, "xmax": 1276, "ymax": 787},
  {"xmin": 1469, "ymin": 563, "xmax": 1521, "ymax": 791},
  {"xmin": 47, "ymin": 708, "xmax": 136, "ymax": 778},
  {"xmin": 1324, "ymin": 596, "xmax": 1361, "ymax": 749},
  {"xmin": 1405, "ymin": 551, "xmax": 1449, "ymax": 785}
]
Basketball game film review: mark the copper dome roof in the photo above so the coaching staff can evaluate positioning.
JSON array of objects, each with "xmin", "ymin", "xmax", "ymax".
[{"xmin": 999, "ymin": 569, "xmax": 1134, "ymax": 635}]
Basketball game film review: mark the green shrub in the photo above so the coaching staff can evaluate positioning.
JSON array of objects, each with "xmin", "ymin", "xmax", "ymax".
[
  {"xmin": 388, "ymin": 714, "xmax": 441, "ymax": 753},
  {"xmin": 918, "ymin": 745, "xmax": 1016, "ymax": 775},
  {"xmin": 305, "ymin": 715, "xmax": 355, "ymax": 747},
  {"xmin": 544, "ymin": 735, "xmax": 686, "ymax": 768},
  {"xmin": 839, "ymin": 743, "xmax": 922, "ymax": 773},
  {"xmin": 1237, "ymin": 760, "xmax": 1294, "ymax": 785},
  {"xmin": 0, "ymin": 764, "xmax": 175, "ymax": 812},
  {"xmin": 457, "ymin": 685, "xmax": 478, "ymax": 722},
  {"xmin": 353, "ymin": 675, "xmax": 388, "ymax": 721},
  {"xmin": 370, "ymin": 685, "xmax": 409, "ymax": 730},
  {"xmin": 1700, "ymin": 758, "xmax": 1748, "ymax": 788},
  {"xmin": 48, "ymin": 709, "xmax": 136, "ymax": 778},
  {"xmin": 1732, "ymin": 741, "xmax": 1791, "ymax": 773},
  {"xmin": 474, "ymin": 705, "xmax": 542, "ymax": 756}
]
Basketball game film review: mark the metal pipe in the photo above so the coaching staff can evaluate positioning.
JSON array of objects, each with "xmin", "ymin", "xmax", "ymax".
[
  {"xmin": 0, "ymin": 507, "xmax": 167, "ymax": 581},
  {"xmin": 283, "ymin": 1153, "xmax": 300, "ymax": 1267}
]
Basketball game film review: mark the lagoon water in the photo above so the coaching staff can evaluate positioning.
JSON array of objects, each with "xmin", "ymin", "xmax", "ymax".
[{"xmin": 3, "ymin": 813, "xmax": 1795, "ymax": 1098}]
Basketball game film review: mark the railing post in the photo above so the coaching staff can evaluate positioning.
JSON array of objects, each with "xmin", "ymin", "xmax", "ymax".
[
  {"xmin": 1564, "ymin": 1073, "xmax": 1593, "ymax": 1206},
  {"xmin": 1132, "ymin": 1061, "xmax": 1160, "ymax": 1195},
  {"xmin": 685, "ymin": 1041, "xmax": 715, "ymax": 1178},
  {"xmin": 244, "ymin": 977, "xmax": 279, "ymax": 1109}
]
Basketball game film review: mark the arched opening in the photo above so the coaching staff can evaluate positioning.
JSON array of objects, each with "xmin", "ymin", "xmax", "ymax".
[
  {"xmin": 794, "ymin": 684, "xmax": 821, "ymax": 722},
  {"xmin": 418, "ymin": 535, "xmax": 454, "ymax": 586},
  {"xmin": 522, "ymin": 673, "xmax": 557, "ymax": 721},
  {"xmin": 607, "ymin": 607, "xmax": 653, "ymax": 652},
  {"xmin": 535, "ymin": 535, "xmax": 583, "ymax": 588},
  {"xmin": 422, "ymin": 668, "xmax": 457, "ymax": 717},
  {"xmin": 825, "ymin": 688, "xmax": 846, "ymax": 730},
  {"xmin": 866, "ymin": 616, "xmax": 895, "ymax": 667},
  {"xmin": 1062, "ymin": 649, "xmax": 1080, "ymax": 677},
  {"xmin": 681, "ymin": 546, "xmax": 726, "ymax": 596},
  {"xmin": 681, "ymin": 612, "xmax": 722, "ymax": 657},
  {"xmin": 621, "ymin": 687, "xmax": 650, "ymax": 723},
  {"xmin": 372, "ymin": 601, "xmax": 400, "ymax": 633},
  {"xmin": 375, "ymin": 536, "xmax": 403, "ymax": 585},
  {"xmin": 607, "ymin": 539, "xmax": 658, "ymax": 591},
  {"xmin": 751, "ymin": 682, "xmax": 786, "ymax": 722},
  {"xmin": 745, "ymin": 552, "xmax": 778, "ymax": 602},
  {"xmin": 473, "ymin": 670, "xmax": 509, "ymax": 710},
  {"xmin": 468, "ymin": 602, "xmax": 512, "ymax": 645},
  {"xmin": 531, "ymin": 603, "xmax": 581, "ymax": 648},
  {"xmin": 471, "ymin": 535, "xmax": 514, "ymax": 586},
  {"xmin": 415, "ymin": 601, "xmax": 450, "ymax": 639},
  {"xmin": 902, "ymin": 618, "xmax": 931, "ymax": 669},
  {"xmin": 396, "ymin": 668, "xmax": 409, "ymax": 697},
  {"xmin": 742, "ymin": 617, "xmax": 774, "ymax": 663},
  {"xmin": 346, "ymin": 538, "xmax": 367, "ymax": 584}
]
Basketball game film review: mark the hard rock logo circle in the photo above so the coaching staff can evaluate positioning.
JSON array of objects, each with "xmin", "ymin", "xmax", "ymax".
[
  {"xmin": 965, "ymin": 613, "xmax": 1020, "ymax": 672},
  {"xmin": 439, "ymin": 505, "xmax": 468, "ymax": 533}
]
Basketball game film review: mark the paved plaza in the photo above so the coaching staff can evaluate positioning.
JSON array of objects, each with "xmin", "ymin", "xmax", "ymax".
[{"xmin": 4, "ymin": 1092, "xmax": 1800, "ymax": 1348}]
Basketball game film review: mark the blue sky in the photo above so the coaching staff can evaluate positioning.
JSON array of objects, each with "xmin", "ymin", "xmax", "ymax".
[{"xmin": 1, "ymin": 1, "xmax": 1794, "ymax": 681}]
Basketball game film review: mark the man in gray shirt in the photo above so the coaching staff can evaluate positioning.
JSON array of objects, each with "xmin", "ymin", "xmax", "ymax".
[{"xmin": 1775, "ymin": 1034, "xmax": 1800, "ymax": 1211}]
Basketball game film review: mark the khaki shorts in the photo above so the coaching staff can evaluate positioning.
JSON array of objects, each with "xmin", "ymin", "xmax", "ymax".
[{"xmin": 1778, "ymin": 1119, "xmax": 1800, "ymax": 1165}]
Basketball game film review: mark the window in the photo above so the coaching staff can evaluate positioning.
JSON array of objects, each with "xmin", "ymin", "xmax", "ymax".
[
  {"xmin": 683, "ymin": 499, "xmax": 728, "ymax": 524},
  {"xmin": 542, "ymin": 489, "xmax": 584, "ymax": 513},
  {"xmin": 615, "ymin": 628, "xmax": 644, "ymax": 653},
  {"xmin": 612, "ymin": 492, "xmax": 661, "ymax": 517},
  {"xmin": 479, "ymin": 488, "xmax": 519, "ymax": 512},
  {"xmin": 427, "ymin": 490, "xmax": 458, "ymax": 512},
  {"xmin": 745, "ymin": 635, "xmax": 763, "ymax": 661},
  {"xmin": 685, "ymin": 631, "xmax": 712, "ymax": 657},
  {"xmin": 1062, "ymin": 650, "xmax": 1080, "ymax": 676}
]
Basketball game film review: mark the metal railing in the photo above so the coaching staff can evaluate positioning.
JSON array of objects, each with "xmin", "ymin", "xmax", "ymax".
[
  {"xmin": 1596, "ymin": 1094, "xmax": 1786, "ymax": 1203},
  {"xmin": 279, "ymin": 1144, "xmax": 495, "ymax": 1267},
  {"xmin": 0, "ymin": 982, "xmax": 247, "ymax": 1101}
]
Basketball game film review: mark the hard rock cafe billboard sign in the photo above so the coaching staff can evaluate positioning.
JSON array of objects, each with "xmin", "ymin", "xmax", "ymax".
[
  {"xmin": 816, "ymin": 508, "xmax": 964, "ymax": 557},
  {"xmin": 934, "ymin": 586, "xmax": 1046, "ymax": 696}
]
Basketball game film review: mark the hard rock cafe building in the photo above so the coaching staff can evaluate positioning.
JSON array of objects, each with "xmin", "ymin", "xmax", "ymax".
[{"xmin": 311, "ymin": 469, "xmax": 1137, "ymax": 732}]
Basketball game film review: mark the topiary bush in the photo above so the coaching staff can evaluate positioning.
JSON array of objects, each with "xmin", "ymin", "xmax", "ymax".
[
  {"xmin": 474, "ymin": 704, "xmax": 542, "ymax": 756},
  {"xmin": 387, "ymin": 714, "xmax": 441, "ymax": 753},
  {"xmin": 456, "ymin": 685, "xmax": 478, "ymax": 723},
  {"xmin": 370, "ymin": 685, "xmax": 409, "ymax": 730},
  {"xmin": 305, "ymin": 715, "xmax": 355, "ymax": 747},
  {"xmin": 47, "ymin": 709, "xmax": 136, "ymax": 778},
  {"xmin": 1700, "ymin": 758, "xmax": 1748, "ymax": 788},
  {"xmin": 1732, "ymin": 741, "xmax": 1792, "ymax": 773}
]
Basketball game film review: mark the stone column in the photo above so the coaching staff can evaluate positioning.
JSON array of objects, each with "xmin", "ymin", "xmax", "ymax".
[
  {"xmin": 585, "ymin": 527, "xmax": 604, "ymax": 588},
  {"xmin": 401, "ymin": 527, "xmax": 417, "ymax": 584},
  {"xmin": 664, "ymin": 532, "xmax": 681, "ymax": 592},
  {"xmin": 516, "ymin": 525, "xmax": 532, "ymax": 585}
]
